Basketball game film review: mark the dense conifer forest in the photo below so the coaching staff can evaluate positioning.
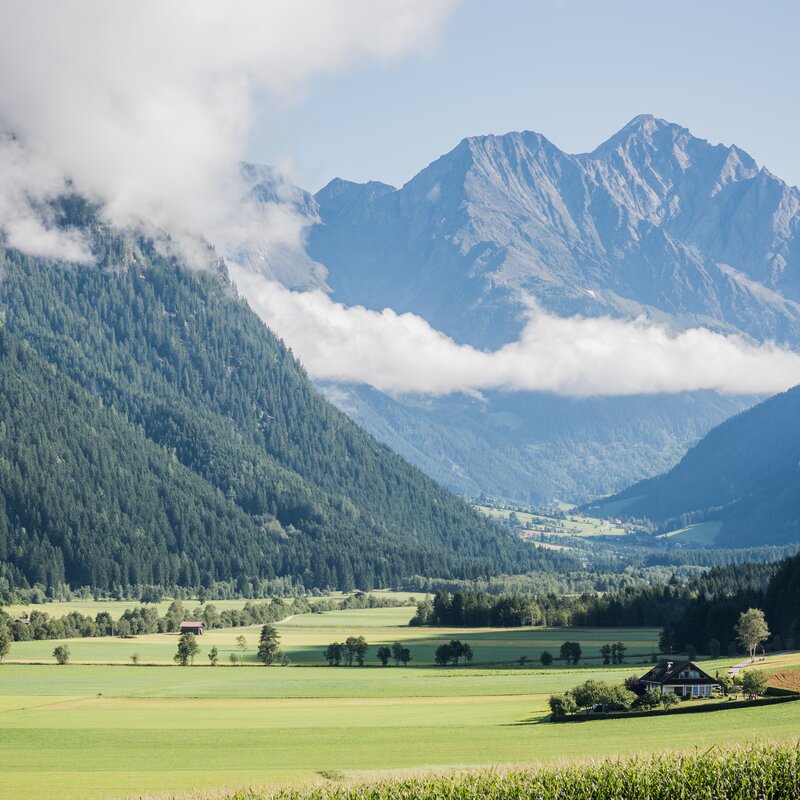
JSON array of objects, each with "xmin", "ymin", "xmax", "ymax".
[{"xmin": 0, "ymin": 210, "xmax": 568, "ymax": 595}]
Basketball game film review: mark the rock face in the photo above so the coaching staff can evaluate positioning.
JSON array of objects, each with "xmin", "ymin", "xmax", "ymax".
[
  {"xmin": 309, "ymin": 115, "xmax": 800, "ymax": 349},
  {"xmin": 244, "ymin": 117, "xmax": 799, "ymax": 504}
]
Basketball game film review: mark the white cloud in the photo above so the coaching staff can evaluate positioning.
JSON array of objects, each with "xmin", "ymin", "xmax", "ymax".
[
  {"xmin": 231, "ymin": 269, "xmax": 800, "ymax": 397},
  {"xmin": 0, "ymin": 135, "xmax": 94, "ymax": 263},
  {"xmin": 0, "ymin": 0, "xmax": 457, "ymax": 260}
]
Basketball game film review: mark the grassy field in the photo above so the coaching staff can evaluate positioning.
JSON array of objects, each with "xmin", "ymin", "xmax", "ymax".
[
  {"xmin": 658, "ymin": 521, "xmax": 722, "ymax": 547},
  {"xmin": 474, "ymin": 504, "xmax": 626, "ymax": 538},
  {"xmin": 6, "ymin": 606, "xmax": 660, "ymax": 666},
  {"xmin": 3, "ymin": 590, "xmax": 423, "ymax": 622},
  {"xmin": 1, "ymin": 604, "xmax": 798, "ymax": 800}
]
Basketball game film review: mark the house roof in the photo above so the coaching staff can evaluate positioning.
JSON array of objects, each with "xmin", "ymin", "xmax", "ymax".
[
  {"xmin": 180, "ymin": 620, "xmax": 205, "ymax": 628},
  {"xmin": 640, "ymin": 659, "xmax": 718, "ymax": 685}
]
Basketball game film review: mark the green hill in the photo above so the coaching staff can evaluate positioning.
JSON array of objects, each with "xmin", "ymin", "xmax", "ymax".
[
  {"xmin": 0, "ymin": 210, "xmax": 568, "ymax": 596},
  {"xmin": 593, "ymin": 386, "xmax": 800, "ymax": 547}
]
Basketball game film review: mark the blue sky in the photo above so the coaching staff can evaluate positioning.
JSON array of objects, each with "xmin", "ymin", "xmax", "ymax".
[{"xmin": 249, "ymin": 0, "xmax": 800, "ymax": 192}]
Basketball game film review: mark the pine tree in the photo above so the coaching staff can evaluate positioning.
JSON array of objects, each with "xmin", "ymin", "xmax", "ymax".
[{"xmin": 257, "ymin": 624, "xmax": 282, "ymax": 665}]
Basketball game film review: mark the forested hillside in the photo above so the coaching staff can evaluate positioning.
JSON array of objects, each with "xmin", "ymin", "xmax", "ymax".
[
  {"xmin": 594, "ymin": 385, "xmax": 800, "ymax": 547},
  {"xmin": 0, "ymin": 207, "xmax": 567, "ymax": 595}
]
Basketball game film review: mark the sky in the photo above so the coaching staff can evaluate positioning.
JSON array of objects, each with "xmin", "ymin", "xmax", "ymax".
[
  {"xmin": 249, "ymin": 0, "xmax": 800, "ymax": 192},
  {"xmin": 1, "ymin": 1, "xmax": 799, "ymax": 398}
]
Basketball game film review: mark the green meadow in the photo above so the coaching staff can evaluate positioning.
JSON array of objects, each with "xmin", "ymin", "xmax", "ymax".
[
  {"xmin": 1, "ymin": 604, "xmax": 798, "ymax": 800},
  {"xmin": 659, "ymin": 521, "xmax": 723, "ymax": 546},
  {"xmin": 474, "ymin": 504, "xmax": 627, "ymax": 538}
]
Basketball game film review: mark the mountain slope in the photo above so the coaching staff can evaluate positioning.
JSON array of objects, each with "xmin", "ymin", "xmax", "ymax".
[
  {"xmin": 593, "ymin": 385, "xmax": 800, "ymax": 547},
  {"xmin": 320, "ymin": 384, "xmax": 746, "ymax": 503},
  {"xmin": 0, "ymin": 210, "xmax": 566, "ymax": 594},
  {"xmin": 308, "ymin": 115, "xmax": 800, "ymax": 349}
]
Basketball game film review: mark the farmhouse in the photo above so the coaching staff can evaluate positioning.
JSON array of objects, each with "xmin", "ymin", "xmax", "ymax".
[
  {"xmin": 640, "ymin": 659, "xmax": 720, "ymax": 697},
  {"xmin": 180, "ymin": 620, "xmax": 205, "ymax": 635}
]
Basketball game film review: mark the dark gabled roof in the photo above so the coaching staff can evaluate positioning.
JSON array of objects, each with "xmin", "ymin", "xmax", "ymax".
[{"xmin": 640, "ymin": 659, "xmax": 718, "ymax": 685}]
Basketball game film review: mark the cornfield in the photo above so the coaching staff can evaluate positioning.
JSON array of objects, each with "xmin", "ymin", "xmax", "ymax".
[{"xmin": 227, "ymin": 743, "xmax": 800, "ymax": 800}]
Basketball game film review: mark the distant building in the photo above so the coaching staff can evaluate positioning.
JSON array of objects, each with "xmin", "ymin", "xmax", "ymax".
[
  {"xmin": 179, "ymin": 621, "xmax": 205, "ymax": 635},
  {"xmin": 640, "ymin": 659, "xmax": 720, "ymax": 697}
]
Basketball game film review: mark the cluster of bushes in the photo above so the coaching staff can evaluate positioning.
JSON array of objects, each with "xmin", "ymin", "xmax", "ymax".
[
  {"xmin": 243, "ymin": 743, "xmax": 800, "ymax": 799},
  {"xmin": 548, "ymin": 679, "xmax": 642, "ymax": 719}
]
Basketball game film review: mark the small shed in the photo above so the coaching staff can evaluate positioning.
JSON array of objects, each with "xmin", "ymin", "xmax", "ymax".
[
  {"xmin": 180, "ymin": 620, "xmax": 205, "ymax": 635},
  {"xmin": 640, "ymin": 659, "xmax": 720, "ymax": 697}
]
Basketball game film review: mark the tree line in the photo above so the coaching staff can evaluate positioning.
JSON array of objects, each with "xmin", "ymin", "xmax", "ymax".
[{"xmin": 408, "ymin": 556, "xmax": 798, "ymax": 660}]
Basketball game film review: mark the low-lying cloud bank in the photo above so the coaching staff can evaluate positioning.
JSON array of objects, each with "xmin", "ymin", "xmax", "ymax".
[{"xmin": 232, "ymin": 269, "xmax": 800, "ymax": 397}]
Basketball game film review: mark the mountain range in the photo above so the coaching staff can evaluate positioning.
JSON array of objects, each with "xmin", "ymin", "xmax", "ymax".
[
  {"xmin": 595, "ymin": 384, "xmax": 800, "ymax": 548},
  {"xmin": 239, "ymin": 115, "xmax": 800, "ymax": 503}
]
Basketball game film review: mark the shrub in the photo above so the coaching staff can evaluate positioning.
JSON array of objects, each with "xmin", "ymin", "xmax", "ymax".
[
  {"xmin": 660, "ymin": 693, "xmax": 680, "ymax": 710},
  {"xmin": 635, "ymin": 689, "xmax": 662, "ymax": 711},
  {"xmin": 52, "ymin": 644, "xmax": 69, "ymax": 665},
  {"xmin": 740, "ymin": 669, "xmax": 769, "ymax": 698},
  {"xmin": 548, "ymin": 693, "xmax": 577, "ymax": 719}
]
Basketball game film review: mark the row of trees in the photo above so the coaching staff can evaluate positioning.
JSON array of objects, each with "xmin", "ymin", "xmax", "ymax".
[
  {"xmin": 173, "ymin": 624, "xmax": 285, "ymax": 667},
  {"xmin": 325, "ymin": 638, "xmax": 412, "ymax": 667},
  {"xmin": 2, "ymin": 592, "xmax": 418, "ymax": 645},
  {"xmin": 3, "ymin": 597, "xmax": 315, "ymax": 643},
  {"xmin": 411, "ymin": 592, "xmax": 541, "ymax": 628}
]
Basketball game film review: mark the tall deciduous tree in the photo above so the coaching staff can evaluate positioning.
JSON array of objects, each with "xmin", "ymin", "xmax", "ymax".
[
  {"xmin": 560, "ymin": 641, "xmax": 582, "ymax": 666},
  {"xmin": 174, "ymin": 632, "xmax": 199, "ymax": 666},
  {"xmin": 324, "ymin": 642, "xmax": 343, "ymax": 666},
  {"xmin": 740, "ymin": 669, "xmax": 768, "ymax": 698},
  {"xmin": 391, "ymin": 641, "xmax": 411, "ymax": 666},
  {"xmin": 344, "ymin": 635, "xmax": 368, "ymax": 666},
  {"xmin": 735, "ymin": 608, "xmax": 770, "ymax": 660},
  {"xmin": 0, "ymin": 623, "xmax": 10, "ymax": 663},
  {"xmin": 53, "ymin": 644, "xmax": 69, "ymax": 664}
]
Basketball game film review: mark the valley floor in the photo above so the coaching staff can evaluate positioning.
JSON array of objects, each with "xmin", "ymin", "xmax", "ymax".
[{"xmin": 2, "ymin": 605, "xmax": 798, "ymax": 799}]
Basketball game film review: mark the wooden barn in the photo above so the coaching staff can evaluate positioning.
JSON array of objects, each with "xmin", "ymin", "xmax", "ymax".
[{"xmin": 179, "ymin": 620, "xmax": 205, "ymax": 635}]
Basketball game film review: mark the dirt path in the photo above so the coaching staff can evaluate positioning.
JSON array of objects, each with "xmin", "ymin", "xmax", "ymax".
[{"xmin": 728, "ymin": 655, "xmax": 764, "ymax": 677}]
